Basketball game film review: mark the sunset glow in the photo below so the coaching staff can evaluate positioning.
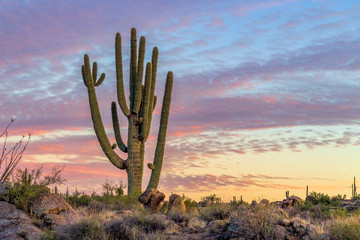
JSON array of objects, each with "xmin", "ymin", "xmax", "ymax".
[{"xmin": 1, "ymin": 0, "xmax": 359, "ymax": 202}]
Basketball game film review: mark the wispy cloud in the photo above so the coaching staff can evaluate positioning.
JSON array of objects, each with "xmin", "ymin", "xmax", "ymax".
[{"xmin": 1, "ymin": 0, "xmax": 359, "ymax": 198}]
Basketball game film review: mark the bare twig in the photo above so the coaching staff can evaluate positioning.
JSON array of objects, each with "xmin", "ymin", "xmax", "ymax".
[{"xmin": 0, "ymin": 119, "xmax": 30, "ymax": 182}]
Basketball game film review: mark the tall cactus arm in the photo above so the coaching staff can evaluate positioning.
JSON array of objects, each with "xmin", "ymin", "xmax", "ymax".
[
  {"xmin": 111, "ymin": 102, "xmax": 128, "ymax": 153},
  {"xmin": 95, "ymin": 73, "xmax": 105, "ymax": 86},
  {"xmin": 144, "ymin": 48, "xmax": 159, "ymax": 141},
  {"xmin": 83, "ymin": 54, "xmax": 127, "ymax": 170},
  {"xmin": 92, "ymin": 62, "xmax": 97, "ymax": 84},
  {"xmin": 129, "ymin": 28, "xmax": 137, "ymax": 111},
  {"xmin": 147, "ymin": 71, "xmax": 173, "ymax": 189},
  {"xmin": 140, "ymin": 62, "xmax": 152, "ymax": 141},
  {"xmin": 115, "ymin": 33, "xmax": 130, "ymax": 117},
  {"xmin": 133, "ymin": 36, "xmax": 146, "ymax": 114},
  {"xmin": 81, "ymin": 65, "xmax": 87, "ymax": 86},
  {"xmin": 152, "ymin": 95, "xmax": 157, "ymax": 111}
]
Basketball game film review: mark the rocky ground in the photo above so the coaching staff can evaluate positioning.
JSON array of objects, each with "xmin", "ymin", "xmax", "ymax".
[{"xmin": 1, "ymin": 186, "xmax": 360, "ymax": 239}]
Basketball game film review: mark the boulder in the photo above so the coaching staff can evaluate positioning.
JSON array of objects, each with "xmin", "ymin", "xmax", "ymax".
[
  {"xmin": 274, "ymin": 196, "xmax": 303, "ymax": 209},
  {"xmin": 27, "ymin": 192, "xmax": 80, "ymax": 227},
  {"xmin": 250, "ymin": 200, "xmax": 257, "ymax": 206},
  {"xmin": 259, "ymin": 199, "xmax": 270, "ymax": 206},
  {"xmin": 288, "ymin": 196, "xmax": 303, "ymax": 206},
  {"xmin": 197, "ymin": 200, "xmax": 210, "ymax": 207},
  {"xmin": 168, "ymin": 194, "xmax": 186, "ymax": 213},
  {"xmin": 339, "ymin": 198, "xmax": 360, "ymax": 211},
  {"xmin": 0, "ymin": 201, "xmax": 42, "ymax": 240},
  {"xmin": 138, "ymin": 188, "xmax": 165, "ymax": 212},
  {"xmin": 28, "ymin": 192, "xmax": 73, "ymax": 217}
]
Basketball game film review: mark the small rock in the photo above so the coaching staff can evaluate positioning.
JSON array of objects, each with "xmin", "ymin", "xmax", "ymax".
[
  {"xmin": 168, "ymin": 194, "xmax": 186, "ymax": 213},
  {"xmin": 187, "ymin": 217, "xmax": 208, "ymax": 230},
  {"xmin": 279, "ymin": 218, "xmax": 291, "ymax": 227},
  {"xmin": 206, "ymin": 219, "xmax": 228, "ymax": 233}
]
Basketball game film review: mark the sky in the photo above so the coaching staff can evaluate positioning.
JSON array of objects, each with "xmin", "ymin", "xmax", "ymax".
[{"xmin": 0, "ymin": 0, "xmax": 359, "ymax": 202}]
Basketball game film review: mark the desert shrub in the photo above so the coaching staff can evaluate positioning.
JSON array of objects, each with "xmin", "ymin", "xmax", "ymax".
[
  {"xmin": 227, "ymin": 205, "xmax": 283, "ymax": 239},
  {"xmin": 108, "ymin": 213, "xmax": 176, "ymax": 239},
  {"xmin": 230, "ymin": 196, "xmax": 247, "ymax": 208},
  {"xmin": 308, "ymin": 192, "xmax": 331, "ymax": 205},
  {"xmin": 64, "ymin": 179, "xmax": 130, "ymax": 210},
  {"xmin": 86, "ymin": 200, "xmax": 107, "ymax": 215},
  {"xmin": 167, "ymin": 209, "xmax": 191, "ymax": 224},
  {"xmin": 65, "ymin": 192, "xmax": 92, "ymax": 208},
  {"xmin": 65, "ymin": 218, "xmax": 108, "ymax": 240},
  {"xmin": 102, "ymin": 179, "xmax": 125, "ymax": 196},
  {"xmin": 181, "ymin": 194, "xmax": 198, "ymax": 213},
  {"xmin": 199, "ymin": 203, "xmax": 232, "ymax": 221},
  {"xmin": 328, "ymin": 217, "xmax": 360, "ymax": 240},
  {"xmin": 304, "ymin": 204, "xmax": 332, "ymax": 220},
  {"xmin": 8, "ymin": 165, "xmax": 65, "ymax": 212},
  {"xmin": 329, "ymin": 208, "xmax": 348, "ymax": 219},
  {"xmin": 131, "ymin": 214, "xmax": 171, "ymax": 233},
  {"xmin": 306, "ymin": 192, "xmax": 344, "ymax": 206},
  {"xmin": 201, "ymin": 193, "xmax": 222, "ymax": 204},
  {"xmin": 332, "ymin": 194, "xmax": 346, "ymax": 201},
  {"xmin": 38, "ymin": 229, "xmax": 56, "ymax": 240}
]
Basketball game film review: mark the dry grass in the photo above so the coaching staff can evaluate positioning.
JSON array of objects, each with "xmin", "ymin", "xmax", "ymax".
[{"xmin": 326, "ymin": 215, "xmax": 360, "ymax": 240}]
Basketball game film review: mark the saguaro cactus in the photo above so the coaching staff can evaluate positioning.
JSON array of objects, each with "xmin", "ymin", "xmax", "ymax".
[{"xmin": 81, "ymin": 28, "xmax": 173, "ymax": 198}]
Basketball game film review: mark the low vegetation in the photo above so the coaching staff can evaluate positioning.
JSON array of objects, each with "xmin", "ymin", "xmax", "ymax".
[
  {"xmin": 2, "ymin": 167, "xmax": 360, "ymax": 240},
  {"xmin": 1, "ymin": 142, "xmax": 360, "ymax": 240}
]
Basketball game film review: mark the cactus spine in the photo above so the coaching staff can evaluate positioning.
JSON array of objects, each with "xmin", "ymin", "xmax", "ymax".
[{"xmin": 81, "ymin": 28, "xmax": 173, "ymax": 198}]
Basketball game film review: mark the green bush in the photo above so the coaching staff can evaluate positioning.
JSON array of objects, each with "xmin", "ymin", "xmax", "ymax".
[
  {"xmin": 182, "ymin": 194, "xmax": 198, "ymax": 213},
  {"xmin": 201, "ymin": 194, "xmax": 221, "ymax": 204},
  {"xmin": 308, "ymin": 192, "xmax": 331, "ymax": 205},
  {"xmin": 230, "ymin": 196, "xmax": 247, "ymax": 208},
  {"xmin": 8, "ymin": 166, "xmax": 65, "ymax": 212},
  {"xmin": 63, "ymin": 179, "xmax": 130, "ymax": 210},
  {"xmin": 64, "ymin": 193, "xmax": 92, "ymax": 208},
  {"xmin": 328, "ymin": 218, "xmax": 360, "ymax": 240}
]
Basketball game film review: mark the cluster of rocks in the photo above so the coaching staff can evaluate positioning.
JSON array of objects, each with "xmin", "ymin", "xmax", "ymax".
[
  {"xmin": 3, "ymin": 183, "xmax": 359, "ymax": 240},
  {"xmin": 138, "ymin": 189, "xmax": 186, "ymax": 214},
  {"xmin": 138, "ymin": 188, "xmax": 166, "ymax": 212},
  {"xmin": 339, "ymin": 198, "xmax": 360, "ymax": 211},
  {"xmin": 0, "ymin": 182, "xmax": 81, "ymax": 240}
]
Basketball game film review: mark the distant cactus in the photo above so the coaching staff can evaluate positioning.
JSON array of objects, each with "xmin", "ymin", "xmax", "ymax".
[
  {"xmin": 81, "ymin": 28, "xmax": 173, "ymax": 198},
  {"xmin": 352, "ymin": 177, "xmax": 357, "ymax": 198}
]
